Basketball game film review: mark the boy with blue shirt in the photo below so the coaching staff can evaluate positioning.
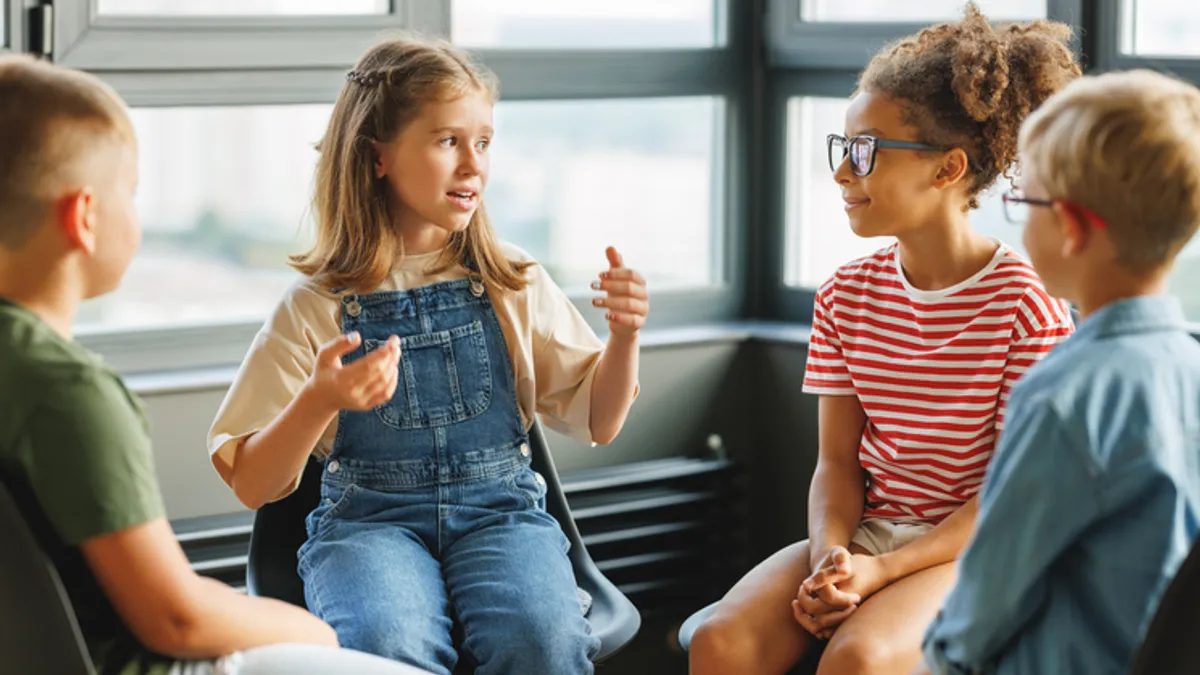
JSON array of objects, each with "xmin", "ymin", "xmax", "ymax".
[{"xmin": 919, "ymin": 69, "xmax": 1200, "ymax": 675}]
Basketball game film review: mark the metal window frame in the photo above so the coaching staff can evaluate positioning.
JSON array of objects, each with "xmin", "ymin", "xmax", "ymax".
[
  {"xmin": 47, "ymin": 0, "xmax": 753, "ymax": 373},
  {"xmin": 1093, "ymin": 0, "xmax": 1200, "ymax": 82},
  {"xmin": 765, "ymin": 0, "xmax": 1086, "ymax": 69},
  {"xmin": 50, "ymin": 0, "xmax": 451, "ymax": 70},
  {"xmin": 3, "ymin": 0, "xmax": 25, "ymax": 53}
]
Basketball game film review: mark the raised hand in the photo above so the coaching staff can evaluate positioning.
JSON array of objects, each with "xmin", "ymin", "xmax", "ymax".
[
  {"xmin": 590, "ymin": 246, "xmax": 649, "ymax": 335},
  {"xmin": 304, "ymin": 331, "xmax": 401, "ymax": 413}
]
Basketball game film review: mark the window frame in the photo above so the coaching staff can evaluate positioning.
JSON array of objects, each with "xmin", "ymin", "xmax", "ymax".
[
  {"xmin": 52, "ymin": 0, "xmax": 441, "ymax": 71},
  {"xmin": 50, "ymin": 0, "xmax": 753, "ymax": 374},
  {"xmin": 765, "ymin": 0, "xmax": 1086, "ymax": 69},
  {"xmin": 1093, "ymin": 0, "xmax": 1200, "ymax": 82},
  {"xmin": 3, "ymin": 0, "xmax": 22, "ymax": 53}
]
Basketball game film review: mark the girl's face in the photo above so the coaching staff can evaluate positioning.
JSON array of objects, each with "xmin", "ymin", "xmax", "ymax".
[
  {"xmin": 834, "ymin": 90, "xmax": 968, "ymax": 238},
  {"xmin": 374, "ymin": 90, "xmax": 493, "ymax": 244}
]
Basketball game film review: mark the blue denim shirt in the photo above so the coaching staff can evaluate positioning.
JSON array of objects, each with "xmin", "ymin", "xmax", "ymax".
[{"xmin": 922, "ymin": 295, "xmax": 1200, "ymax": 675}]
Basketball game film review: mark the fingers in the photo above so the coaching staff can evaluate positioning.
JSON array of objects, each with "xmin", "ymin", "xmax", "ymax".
[
  {"xmin": 792, "ymin": 600, "xmax": 824, "ymax": 636},
  {"xmin": 803, "ymin": 566, "xmax": 852, "ymax": 593},
  {"xmin": 814, "ymin": 582, "xmax": 861, "ymax": 608},
  {"xmin": 814, "ymin": 604, "xmax": 857, "ymax": 630},
  {"xmin": 317, "ymin": 331, "xmax": 362, "ymax": 366},
  {"xmin": 606, "ymin": 246, "xmax": 623, "ymax": 269},
  {"xmin": 590, "ymin": 279, "xmax": 649, "ymax": 300},
  {"xmin": 604, "ymin": 310, "xmax": 646, "ymax": 330},
  {"xmin": 600, "ymin": 267, "xmax": 646, "ymax": 285},
  {"xmin": 592, "ymin": 296, "xmax": 649, "ymax": 315}
]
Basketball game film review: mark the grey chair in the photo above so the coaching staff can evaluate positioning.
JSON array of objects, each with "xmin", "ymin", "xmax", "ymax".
[
  {"xmin": 0, "ymin": 478, "xmax": 97, "ymax": 675},
  {"xmin": 247, "ymin": 421, "xmax": 641, "ymax": 667}
]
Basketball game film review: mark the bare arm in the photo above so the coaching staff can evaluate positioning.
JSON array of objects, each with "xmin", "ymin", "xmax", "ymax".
[
  {"xmin": 807, "ymin": 394, "xmax": 869, "ymax": 568},
  {"xmin": 879, "ymin": 496, "xmax": 978, "ymax": 582},
  {"xmin": 589, "ymin": 247, "xmax": 646, "ymax": 445},
  {"xmin": 81, "ymin": 518, "xmax": 337, "ymax": 660},
  {"xmin": 228, "ymin": 332, "xmax": 399, "ymax": 510},
  {"xmin": 589, "ymin": 333, "xmax": 639, "ymax": 445}
]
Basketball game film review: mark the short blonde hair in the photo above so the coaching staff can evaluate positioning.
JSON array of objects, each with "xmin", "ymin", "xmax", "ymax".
[
  {"xmin": 1020, "ymin": 69, "xmax": 1200, "ymax": 272},
  {"xmin": 0, "ymin": 55, "xmax": 132, "ymax": 249}
]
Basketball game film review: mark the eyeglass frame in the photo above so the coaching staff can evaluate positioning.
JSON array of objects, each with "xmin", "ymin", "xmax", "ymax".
[
  {"xmin": 826, "ymin": 133, "xmax": 951, "ymax": 177},
  {"xmin": 1001, "ymin": 190, "xmax": 1108, "ymax": 229}
]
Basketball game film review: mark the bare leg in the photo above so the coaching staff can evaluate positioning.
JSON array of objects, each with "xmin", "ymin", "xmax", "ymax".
[
  {"xmin": 689, "ymin": 541, "xmax": 817, "ymax": 675},
  {"xmin": 815, "ymin": 562, "xmax": 957, "ymax": 675}
]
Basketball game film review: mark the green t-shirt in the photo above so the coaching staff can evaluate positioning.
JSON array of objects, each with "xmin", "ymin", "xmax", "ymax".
[{"xmin": 0, "ymin": 298, "xmax": 175, "ymax": 675}]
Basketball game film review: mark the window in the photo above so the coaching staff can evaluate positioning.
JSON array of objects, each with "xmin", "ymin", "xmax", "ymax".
[
  {"xmin": 77, "ymin": 97, "xmax": 721, "ymax": 333},
  {"xmin": 490, "ymin": 97, "xmax": 720, "ymax": 291},
  {"xmin": 801, "ymin": 0, "xmax": 1046, "ymax": 22},
  {"xmin": 452, "ymin": 0, "xmax": 719, "ymax": 49},
  {"xmin": 1172, "ymin": 240, "xmax": 1200, "ymax": 322},
  {"xmin": 97, "ymin": 0, "xmax": 390, "ymax": 16},
  {"xmin": 76, "ymin": 105, "xmax": 329, "ymax": 334},
  {"xmin": 1120, "ymin": 0, "xmax": 1200, "ymax": 57},
  {"xmin": 783, "ymin": 97, "xmax": 1021, "ymax": 288}
]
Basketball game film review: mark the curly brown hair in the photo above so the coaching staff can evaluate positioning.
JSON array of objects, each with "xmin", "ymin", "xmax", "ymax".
[{"xmin": 858, "ymin": 2, "xmax": 1081, "ymax": 209}]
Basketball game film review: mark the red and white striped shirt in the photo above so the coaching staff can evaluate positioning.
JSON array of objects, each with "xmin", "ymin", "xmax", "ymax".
[{"xmin": 802, "ymin": 243, "xmax": 1073, "ymax": 524}]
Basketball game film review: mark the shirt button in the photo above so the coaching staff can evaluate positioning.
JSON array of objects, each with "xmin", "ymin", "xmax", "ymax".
[
  {"xmin": 534, "ymin": 472, "xmax": 545, "ymax": 487},
  {"xmin": 327, "ymin": 459, "xmax": 340, "ymax": 474},
  {"xmin": 520, "ymin": 443, "xmax": 531, "ymax": 457}
]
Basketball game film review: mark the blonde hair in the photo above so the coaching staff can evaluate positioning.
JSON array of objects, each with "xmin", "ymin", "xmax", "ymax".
[
  {"xmin": 291, "ymin": 35, "xmax": 531, "ymax": 294},
  {"xmin": 1020, "ymin": 69, "xmax": 1200, "ymax": 272},
  {"xmin": 0, "ymin": 55, "xmax": 132, "ymax": 249}
]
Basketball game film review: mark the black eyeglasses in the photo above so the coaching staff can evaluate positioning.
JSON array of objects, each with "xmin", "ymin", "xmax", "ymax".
[
  {"xmin": 827, "ymin": 134, "xmax": 949, "ymax": 177},
  {"xmin": 1002, "ymin": 190, "xmax": 1108, "ymax": 229}
]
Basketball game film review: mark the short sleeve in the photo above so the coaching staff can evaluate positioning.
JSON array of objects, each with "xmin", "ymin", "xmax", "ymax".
[
  {"xmin": 21, "ymin": 372, "xmax": 165, "ymax": 545},
  {"xmin": 802, "ymin": 281, "xmax": 856, "ymax": 396},
  {"xmin": 529, "ymin": 265, "xmax": 609, "ymax": 444},
  {"xmin": 996, "ymin": 292, "xmax": 1073, "ymax": 432},
  {"xmin": 207, "ymin": 284, "xmax": 332, "ymax": 497}
]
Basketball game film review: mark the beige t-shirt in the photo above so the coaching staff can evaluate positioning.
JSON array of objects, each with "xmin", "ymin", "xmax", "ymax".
[{"xmin": 207, "ymin": 244, "xmax": 605, "ymax": 499}]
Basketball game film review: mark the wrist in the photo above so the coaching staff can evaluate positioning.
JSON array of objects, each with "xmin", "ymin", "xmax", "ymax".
[
  {"xmin": 876, "ymin": 551, "xmax": 904, "ymax": 584},
  {"xmin": 298, "ymin": 380, "xmax": 340, "ymax": 419},
  {"xmin": 607, "ymin": 330, "xmax": 639, "ymax": 348}
]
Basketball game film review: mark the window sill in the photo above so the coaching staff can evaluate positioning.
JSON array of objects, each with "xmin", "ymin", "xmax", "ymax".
[{"xmin": 122, "ymin": 320, "xmax": 814, "ymax": 396}]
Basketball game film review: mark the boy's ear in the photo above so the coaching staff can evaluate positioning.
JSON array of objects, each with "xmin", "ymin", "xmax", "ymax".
[
  {"xmin": 933, "ymin": 148, "xmax": 970, "ymax": 188},
  {"xmin": 58, "ymin": 188, "xmax": 98, "ymax": 255},
  {"xmin": 1052, "ymin": 201, "xmax": 1089, "ymax": 258}
]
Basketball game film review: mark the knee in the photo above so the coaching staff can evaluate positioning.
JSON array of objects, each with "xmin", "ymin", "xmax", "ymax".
[
  {"xmin": 688, "ymin": 614, "xmax": 763, "ymax": 672},
  {"xmin": 818, "ymin": 633, "xmax": 892, "ymax": 675},
  {"xmin": 335, "ymin": 619, "xmax": 451, "ymax": 673},
  {"xmin": 472, "ymin": 613, "xmax": 596, "ymax": 674}
]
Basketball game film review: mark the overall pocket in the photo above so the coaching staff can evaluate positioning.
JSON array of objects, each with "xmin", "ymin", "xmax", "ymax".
[{"xmin": 364, "ymin": 320, "xmax": 492, "ymax": 429}]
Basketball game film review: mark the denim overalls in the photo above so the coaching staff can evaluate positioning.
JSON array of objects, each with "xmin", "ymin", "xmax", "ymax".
[{"xmin": 296, "ymin": 278, "xmax": 598, "ymax": 675}]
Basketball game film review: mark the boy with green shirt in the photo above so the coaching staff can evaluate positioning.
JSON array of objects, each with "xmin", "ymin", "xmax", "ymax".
[{"xmin": 0, "ymin": 56, "xmax": 426, "ymax": 675}]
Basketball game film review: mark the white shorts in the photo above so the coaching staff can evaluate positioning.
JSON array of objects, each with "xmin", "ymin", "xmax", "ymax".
[{"xmin": 849, "ymin": 518, "xmax": 933, "ymax": 556}]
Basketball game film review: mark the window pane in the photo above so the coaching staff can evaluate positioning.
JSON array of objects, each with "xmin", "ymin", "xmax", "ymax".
[
  {"xmin": 453, "ymin": 0, "xmax": 717, "ymax": 49},
  {"xmin": 97, "ymin": 0, "xmax": 389, "ymax": 16},
  {"xmin": 78, "ymin": 97, "xmax": 719, "ymax": 334},
  {"xmin": 784, "ymin": 97, "xmax": 1023, "ymax": 288},
  {"xmin": 76, "ymin": 105, "xmax": 328, "ymax": 334},
  {"xmin": 1123, "ymin": 0, "xmax": 1200, "ymax": 57},
  {"xmin": 490, "ymin": 97, "xmax": 719, "ymax": 290},
  {"xmin": 1, "ymin": 2, "xmax": 6, "ymax": 49},
  {"xmin": 1172, "ymin": 240, "xmax": 1200, "ymax": 322},
  {"xmin": 803, "ymin": 0, "xmax": 1045, "ymax": 22}
]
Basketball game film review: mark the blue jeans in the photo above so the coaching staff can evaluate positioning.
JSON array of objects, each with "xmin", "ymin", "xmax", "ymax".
[
  {"xmin": 169, "ymin": 644, "xmax": 432, "ymax": 675},
  {"xmin": 298, "ymin": 469, "xmax": 596, "ymax": 674}
]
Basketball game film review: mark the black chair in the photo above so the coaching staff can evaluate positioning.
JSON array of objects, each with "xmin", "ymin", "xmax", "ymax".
[
  {"xmin": 0, "ymin": 479, "xmax": 97, "ymax": 675},
  {"xmin": 247, "ymin": 421, "xmax": 641, "ymax": 665},
  {"xmin": 1129, "ymin": 538, "xmax": 1200, "ymax": 674}
]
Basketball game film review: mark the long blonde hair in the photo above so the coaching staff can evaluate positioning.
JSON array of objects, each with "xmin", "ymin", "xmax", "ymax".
[{"xmin": 291, "ymin": 35, "xmax": 532, "ymax": 293}]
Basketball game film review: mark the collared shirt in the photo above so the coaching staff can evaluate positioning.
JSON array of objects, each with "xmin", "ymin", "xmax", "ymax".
[{"xmin": 923, "ymin": 295, "xmax": 1200, "ymax": 675}]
